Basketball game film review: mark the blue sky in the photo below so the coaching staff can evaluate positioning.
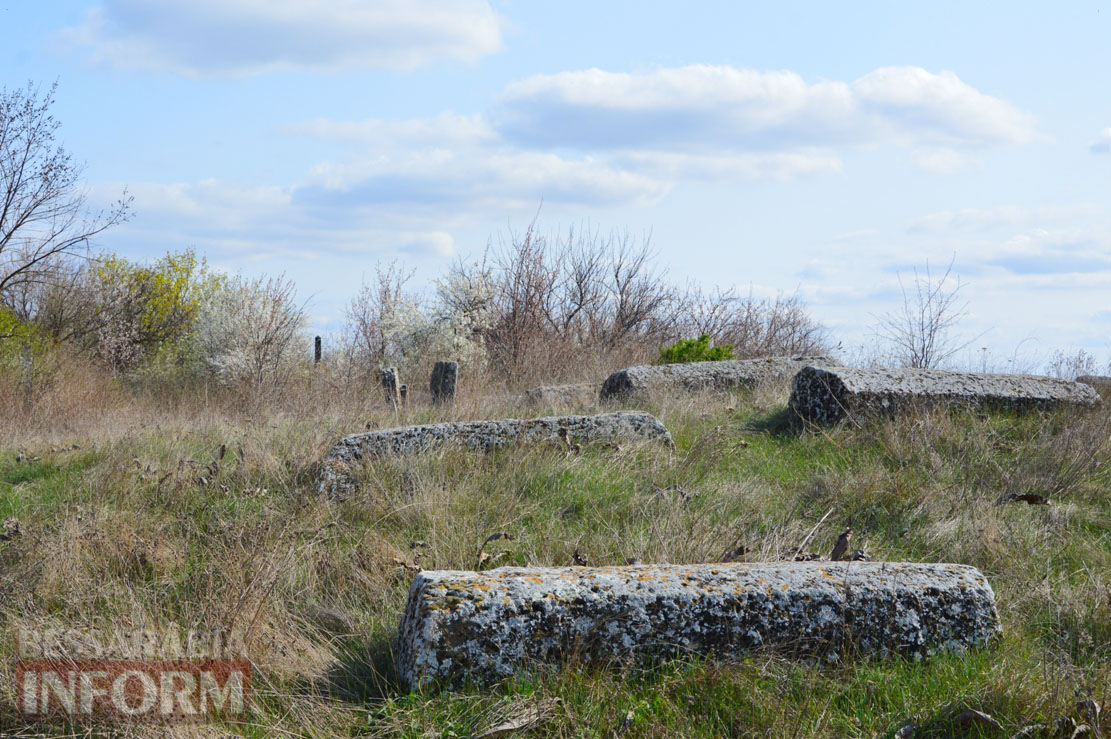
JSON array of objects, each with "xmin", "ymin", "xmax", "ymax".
[{"xmin": 4, "ymin": 1, "xmax": 1111, "ymax": 367}]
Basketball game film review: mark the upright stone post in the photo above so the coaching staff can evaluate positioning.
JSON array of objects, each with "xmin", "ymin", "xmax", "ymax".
[
  {"xmin": 399, "ymin": 384, "xmax": 409, "ymax": 409},
  {"xmin": 380, "ymin": 367, "xmax": 400, "ymax": 410},
  {"xmin": 430, "ymin": 361, "xmax": 458, "ymax": 405},
  {"xmin": 314, "ymin": 336, "xmax": 322, "ymax": 364}
]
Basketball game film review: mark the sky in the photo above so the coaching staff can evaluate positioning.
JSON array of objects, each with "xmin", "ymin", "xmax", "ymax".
[{"xmin": 4, "ymin": 1, "xmax": 1111, "ymax": 369}]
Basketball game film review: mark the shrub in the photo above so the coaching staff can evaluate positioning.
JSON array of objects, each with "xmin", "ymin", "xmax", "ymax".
[
  {"xmin": 7, "ymin": 249, "xmax": 224, "ymax": 374},
  {"xmin": 194, "ymin": 274, "xmax": 307, "ymax": 398},
  {"xmin": 656, "ymin": 333, "xmax": 735, "ymax": 364},
  {"xmin": 674, "ymin": 287, "xmax": 828, "ymax": 359},
  {"xmin": 1047, "ymin": 348, "xmax": 1108, "ymax": 380},
  {"xmin": 344, "ymin": 262, "xmax": 488, "ymax": 384},
  {"xmin": 91, "ymin": 250, "xmax": 225, "ymax": 371},
  {"xmin": 343, "ymin": 224, "xmax": 829, "ymax": 387},
  {"xmin": 873, "ymin": 259, "xmax": 979, "ymax": 369},
  {"xmin": 0, "ymin": 305, "xmax": 48, "ymax": 356}
]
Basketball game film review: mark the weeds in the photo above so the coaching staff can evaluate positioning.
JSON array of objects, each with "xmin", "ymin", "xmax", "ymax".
[{"xmin": 1, "ymin": 378, "xmax": 1109, "ymax": 735}]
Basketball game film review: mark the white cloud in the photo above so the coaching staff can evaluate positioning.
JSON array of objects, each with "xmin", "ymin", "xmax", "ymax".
[
  {"xmin": 284, "ymin": 110, "xmax": 669, "ymax": 208},
  {"xmin": 794, "ymin": 215, "xmax": 1111, "ymax": 310},
  {"xmin": 277, "ymin": 65, "xmax": 1029, "ymax": 209},
  {"xmin": 91, "ymin": 179, "xmax": 460, "ymax": 260},
  {"xmin": 984, "ymin": 227, "xmax": 1111, "ymax": 273},
  {"xmin": 395, "ymin": 231, "xmax": 455, "ymax": 258},
  {"xmin": 1091, "ymin": 127, "xmax": 1111, "ymax": 154},
  {"xmin": 620, "ymin": 150, "xmax": 843, "ymax": 181},
  {"xmin": 285, "ymin": 112, "xmax": 496, "ymax": 148},
  {"xmin": 59, "ymin": 0, "xmax": 503, "ymax": 76},
  {"xmin": 297, "ymin": 149, "xmax": 669, "ymax": 210},
  {"xmin": 496, "ymin": 65, "xmax": 1036, "ymax": 153},
  {"xmin": 909, "ymin": 147, "xmax": 974, "ymax": 174},
  {"xmin": 831, "ymin": 228, "xmax": 878, "ymax": 241},
  {"xmin": 87, "ymin": 145, "xmax": 666, "ymax": 265},
  {"xmin": 907, "ymin": 203, "xmax": 1101, "ymax": 232},
  {"xmin": 850, "ymin": 67, "xmax": 1035, "ymax": 146}
]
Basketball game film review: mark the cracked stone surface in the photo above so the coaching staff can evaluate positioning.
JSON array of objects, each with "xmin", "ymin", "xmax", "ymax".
[
  {"xmin": 789, "ymin": 366, "xmax": 1101, "ymax": 425},
  {"xmin": 317, "ymin": 411, "xmax": 672, "ymax": 496},
  {"xmin": 397, "ymin": 561, "xmax": 1001, "ymax": 689},
  {"xmin": 600, "ymin": 356, "xmax": 841, "ymax": 401}
]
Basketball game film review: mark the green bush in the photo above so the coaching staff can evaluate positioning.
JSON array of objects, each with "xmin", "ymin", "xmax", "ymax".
[
  {"xmin": 89, "ymin": 249, "xmax": 226, "ymax": 373},
  {"xmin": 656, "ymin": 333, "xmax": 735, "ymax": 364},
  {"xmin": 0, "ymin": 307, "xmax": 49, "ymax": 364}
]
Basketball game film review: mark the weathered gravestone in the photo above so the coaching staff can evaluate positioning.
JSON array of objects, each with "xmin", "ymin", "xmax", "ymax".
[
  {"xmin": 430, "ymin": 361, "xmax": 458, "ymax": 405},
  {"xmin": 380, "ymin": 367, "xmax": 400, "ymax": 408},
  {"xmin": 317, "ymin": 411, "xmax": 672, "ymax": 497},
  {"xmin": 397, "ymin": 561, "xmax": 1002, "ymax": 689},
  {"xmin": 789, "ymin": 365, "xmax": 1101, "ymax": 425},
  {"xmin": 600, "ymin": 356, "xmax": 841, "ymax": 401}
]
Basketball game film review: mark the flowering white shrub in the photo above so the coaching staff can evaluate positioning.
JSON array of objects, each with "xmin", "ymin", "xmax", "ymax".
[
  {"xmin": 345, "ymin": 263, "xmax": 488, "ymax": 378},
  {"xmin": 91, "ymin": 282, "xmax": 146, "ymax": 373},
  {"xmin": 434, "ymin": 267, "xmax": 496, "ymax": 339},
  {"xmin": 195, "ymin": 274, "xmax": 307, "ymax": 395},
  {"xmin": 378, "ymin": 295, "xmax": 486, "ymax": 371}
]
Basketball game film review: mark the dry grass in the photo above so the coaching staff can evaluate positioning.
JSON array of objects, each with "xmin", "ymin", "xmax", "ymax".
[{"xmin": 1, "ymin": 365, "xmax": 1110, "ymax": 736}]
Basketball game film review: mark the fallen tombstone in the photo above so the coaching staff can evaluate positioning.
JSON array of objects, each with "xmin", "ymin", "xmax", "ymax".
[
  {"xmin": 397, "ymin": 561, "xmax": 1001, "ymax": 689},
  {"xmin": 600, "ymin": 356, "xmax": 840, "ymax": 401},
  {"xmin": 317, "ymin": 411, "xmax": 672, "ymax": 496},
  {"xmin": 789, "ymin": 366, "xmax": 1101, "ymax": 425},
  {"xmin": 523, "ymin": 382, "xmax": 599, "ymax": 409}
]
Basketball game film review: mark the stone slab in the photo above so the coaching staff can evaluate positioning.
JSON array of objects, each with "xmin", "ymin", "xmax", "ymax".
[
  {"xmin": 317, "ymin": 411, "xmax": 672, "ymax": 496},
  {"xmin": 600, "ymin": 356, "xmax": 840, "ymax": 401},
  {"xmin": 789, "ymin": 365, "xmax": 1101, "ymax": 425},
  {"xmin": 397, "ymin": 561, "xmax": 1001, "ymax": 689}
]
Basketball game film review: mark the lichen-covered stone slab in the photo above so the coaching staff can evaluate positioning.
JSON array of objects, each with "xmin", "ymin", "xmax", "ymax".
[
  {"xmin": 317, "ymin": 412, "xmax": 671, "ymax": 496},
  {"xmin": 789, "ymin": 365, "xmax": 1101, "ymax": 425},
  {"xmin": 397, "ymin": 561, "xmax": 1001, "ymax": 689},
  {"xmin": 600, "ymin": 356, "xmax": 841, "ymax": 401},
  {"xmin": 523, "ymin": 382, "xmax": 599, "ymax": 408}
]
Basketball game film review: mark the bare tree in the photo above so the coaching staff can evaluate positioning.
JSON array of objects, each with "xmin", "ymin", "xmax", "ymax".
[
  {"xmin": 0, "ymin": 82, "xmax": 131, "ymax": 317},
  {"xmin": 551, "ymin": 224, "xmax": 605, "ymax": 340},
  {"xmin": 600, "ymin": 232, "xmax": 675, "ymax": 346},
  {"xmin": 486, "ymin": 222, "xmax": 559, "ymax": 376},
  {"xmin": 434, "ymin": 220, "xmax": 829, "ymax": 383},
  {"xmin": 874, "ymin": 258, "xmax": 977, "ymax": 369}
]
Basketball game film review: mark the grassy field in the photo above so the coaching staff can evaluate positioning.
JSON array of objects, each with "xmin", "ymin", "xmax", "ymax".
[{"xmin": 1, "ymin": 380, "xmax": 1109, "ymax": 737}]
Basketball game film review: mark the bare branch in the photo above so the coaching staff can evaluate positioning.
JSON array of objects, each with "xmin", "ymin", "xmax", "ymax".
[{"xmin": 0, "ymin": 82, "xmax": 131, "ymax": 306}]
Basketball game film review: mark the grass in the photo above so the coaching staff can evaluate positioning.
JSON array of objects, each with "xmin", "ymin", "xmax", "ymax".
[{"xmin": 1, "ymin": 377, "xmax": 1109, "ymax": 736}]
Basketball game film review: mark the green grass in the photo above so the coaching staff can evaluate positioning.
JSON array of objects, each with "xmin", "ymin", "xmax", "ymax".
[{"xmin": 1, "ymin": 387, "xmax": 1109, "ymax": 736}]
